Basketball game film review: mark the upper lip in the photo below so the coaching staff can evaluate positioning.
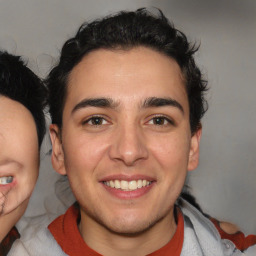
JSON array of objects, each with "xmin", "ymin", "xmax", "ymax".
[{"xmin": 99, "ymin": 174, "xmax": 156, "ymax": 182}]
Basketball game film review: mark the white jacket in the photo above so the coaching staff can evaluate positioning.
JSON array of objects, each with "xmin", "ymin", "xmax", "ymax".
[{"xmin": 9, "ymin": 199, "xmax": 256, "ymax": 256}]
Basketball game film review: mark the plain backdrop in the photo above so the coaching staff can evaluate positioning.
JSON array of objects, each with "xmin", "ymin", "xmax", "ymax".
[{"xmin": 0, "ymin": 0, "xmax": 255, "ymax": 234}]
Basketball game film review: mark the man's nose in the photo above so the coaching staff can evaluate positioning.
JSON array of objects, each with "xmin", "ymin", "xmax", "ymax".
[{"xmin": 108, "ymin": 123, "xmax": 149, "ymax": 166}]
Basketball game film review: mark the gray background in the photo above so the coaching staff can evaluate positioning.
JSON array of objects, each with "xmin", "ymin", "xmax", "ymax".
[{"xmin": 0, "ymin": 0, "xmax": 255, "ymax": 234}]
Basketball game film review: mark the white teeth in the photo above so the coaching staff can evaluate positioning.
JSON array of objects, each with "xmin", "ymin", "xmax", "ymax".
[
  {"xmin": 104, "ymin": 179, "xmax": 152, "ymax": 191},
  {"xmin": 0, "ymin": 176, "xmax": 13, "ymax": 185},
  {"xmin": 110, "ymin": 180, "xmax": 115, "ymax": 187},
  {"xmin": 120, "ymin": 180, "xmax": 128, "ymax": 190},
  {"xmin": 128, "ymin": 180, "xmax": 137, "ymax": 190},
  {"xmin": 137, "ymin": 180, "xmax": 143, "ymax": 188},
  {"xmin": 114, "ymin": 180, "xmax": 121, "ymax": 189}
]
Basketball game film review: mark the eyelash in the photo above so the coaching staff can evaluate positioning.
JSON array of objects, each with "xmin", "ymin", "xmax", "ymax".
[
  {"xmin": 82, "ymin": 115, "xmax": 109, "ymax": 126},
  {"xmin": 147, "ymin": 115, "xmax": 175, "ymax": 126},
  {"xmin": 82, "ymin": 115, "xmax": 175, "ymax": 127}
]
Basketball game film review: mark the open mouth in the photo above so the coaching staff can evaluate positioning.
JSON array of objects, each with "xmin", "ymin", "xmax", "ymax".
[
  {"xmin": 0, "ymin": 176, "xmax": 13, "ymax": 185},
  {"xmin": 103, "ymin": 179, "xmax": 152, "ymax": 191}
]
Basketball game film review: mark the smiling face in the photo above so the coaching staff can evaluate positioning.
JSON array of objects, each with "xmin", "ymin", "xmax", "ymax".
[
  {"xmin": 0, "ymin": 96, "xmax": 39, "ymax": 217},
  {"xmin": 50, "ymin": 47, "xmax": 201, "ymax": 237}
]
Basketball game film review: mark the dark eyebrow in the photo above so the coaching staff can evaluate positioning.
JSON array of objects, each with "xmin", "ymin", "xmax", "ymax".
[
  {"xmin": 142, "ymin": 97, "xmax": 184, "ymax": 113},
  {"xmin": 72, "ymin": 98, "xmax": 119, "ymax": 114}
]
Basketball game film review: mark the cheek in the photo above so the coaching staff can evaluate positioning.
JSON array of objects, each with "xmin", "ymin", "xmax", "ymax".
[
  {"xmin": 1, "ymin": 166, "xmax": 38, "ymax": 215},
  {"xmin": 15, "ymin": 125, "xmax": 39, "ymax": 168},
  {"xmin": 18, "ymin": 154, "xmax": 39, "ymax": 198},
  {"xmin": 149, "ymin": 133, "xmax": 191, "ymax": 169},
  {"xmin": 63, "ymin": 131, "xmax": 109, "ymax": 160},
  {"xmin": 16, "ymin": 135, "xmax": 39, "ymax": 195},
  {"xmin": 63, "ymin": 132, "xmax": 109, "ymax": 174}
]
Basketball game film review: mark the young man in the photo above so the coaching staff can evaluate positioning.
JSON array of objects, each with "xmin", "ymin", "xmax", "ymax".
[
  {"xmin": 0, "ymin": 51, "xmax": 46, "ymax": 255},
  {"xmin": 11, "ymin": 9, "xmax": 256, "ymax": 256}
]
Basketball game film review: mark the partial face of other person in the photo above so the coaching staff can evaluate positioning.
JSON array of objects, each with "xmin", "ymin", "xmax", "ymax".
[
  {"xmin": 50, "ymin": 47, "xmax": 201, "ymax": 235},
  {"xmin": 0, "ymin": 96, "xmax": 39, "ymax": 216}
]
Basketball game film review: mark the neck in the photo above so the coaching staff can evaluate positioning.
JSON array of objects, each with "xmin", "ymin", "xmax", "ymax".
[{"xmin": 79, "ymin": 208, "xmax": 177, "ymax": 256}]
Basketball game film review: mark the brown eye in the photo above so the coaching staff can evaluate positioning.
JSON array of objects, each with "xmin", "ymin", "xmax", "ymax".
[
  {"xmin": 150, "ymin": 116, "xmax": 173, "ymax": 126},
  {"xmin": 84, "ymin": 116, "xmax": 108, "ymax": 126},
  {"xmin": 153, "ymin": 117, "xmax": 166, "ymax": 125},
  {"xmin": 90, "ymin": 117, "xmax": 104, "ymax": 125}
]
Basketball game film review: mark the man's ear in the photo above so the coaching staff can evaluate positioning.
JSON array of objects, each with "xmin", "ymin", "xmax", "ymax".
[
  {"xmin": 187, "ymin": 126, "xmax": 202, "ymax": 171},
  {"xmin": 49, "ymin": 124, "xmax": 66, "ymax": 175}
]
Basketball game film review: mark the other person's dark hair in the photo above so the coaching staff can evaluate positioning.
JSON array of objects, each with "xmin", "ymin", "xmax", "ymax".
[
  {"xmin": 0, "ymin": 51, "xmax": 47, "ymax": 148},
  {"xmin": 47, "ymin": 8, "xmax": 208, "ymax": 134}
]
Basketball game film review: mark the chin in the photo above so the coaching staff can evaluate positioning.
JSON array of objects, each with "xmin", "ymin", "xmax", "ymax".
[
  {"xmin": 101, "ymin": 212, "xmax": 162, "ymax": 236},
  {"xmin": 111, "ymin": 219, "xmax": 163, "ymax": 236}
]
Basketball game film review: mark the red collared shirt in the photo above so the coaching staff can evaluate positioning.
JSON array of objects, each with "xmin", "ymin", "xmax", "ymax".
[{"xmin": 49, "ymin": 204, "xmax": 184, "ymax": 256}]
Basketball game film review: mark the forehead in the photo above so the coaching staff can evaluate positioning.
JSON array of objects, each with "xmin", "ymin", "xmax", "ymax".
[{"xmin": 66, "ymin": 47, "xmax": 188, "ymax": 111}]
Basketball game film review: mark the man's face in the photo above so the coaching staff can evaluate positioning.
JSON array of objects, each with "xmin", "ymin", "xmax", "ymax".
[
  {"xmin": 0, "ymin": 96, "xmax": 39, "ymax": 217},
  {"xmin": 51, "ymin": 47, "xmax": 201, "ymax": 234}
]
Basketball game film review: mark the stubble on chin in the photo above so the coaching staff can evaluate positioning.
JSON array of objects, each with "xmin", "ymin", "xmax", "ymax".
[{"xmin": 81, "ymin": 204, "xmax": 173, "ymax": 237}]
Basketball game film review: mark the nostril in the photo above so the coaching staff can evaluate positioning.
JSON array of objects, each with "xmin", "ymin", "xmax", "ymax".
[{"xmin": 108, "ymin": 126, "xmax": 149, "ymax": 165}]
